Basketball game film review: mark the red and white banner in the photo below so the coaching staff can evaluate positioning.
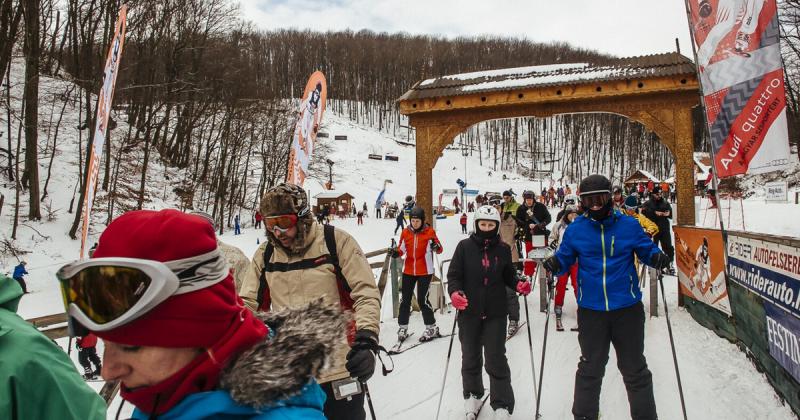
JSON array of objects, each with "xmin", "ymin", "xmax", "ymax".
[
  {"xmin": 79, "ymin": 5, "xmax": 127, "ymax": 258},
  {"xmin": 286, "ymin": 71, "xmax": 327, "ymax": 186},
  {"xmin": 686, "ymin": 0, "xmax": 791, "ymax": 177}
]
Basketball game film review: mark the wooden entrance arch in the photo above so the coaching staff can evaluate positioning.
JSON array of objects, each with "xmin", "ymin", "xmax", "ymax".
[{"xmin": 397, "ymin": 53, "xmax": 701, "ymax": 225}]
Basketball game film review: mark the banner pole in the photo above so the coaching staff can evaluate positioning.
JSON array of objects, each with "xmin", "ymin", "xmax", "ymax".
[{"xmin": 681, "ymin": 0, "xmax": 735, "ymax": 313}]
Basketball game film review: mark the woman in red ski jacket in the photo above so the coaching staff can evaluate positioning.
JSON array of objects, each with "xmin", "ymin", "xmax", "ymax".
[{"xmin": 393, "ymin": 207, "xmax": 443, "ymax": 342}]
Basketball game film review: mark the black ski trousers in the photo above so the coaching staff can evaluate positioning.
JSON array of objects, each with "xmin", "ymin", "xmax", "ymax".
[
  {"xmin": 506, "ymin": 287, "xmax": 520, "ymax": 321},
  {"xmin": 78, "ymin": 347, "xmax": 101, "ymax": 371},
  {"xmin": 398, "ymin": 274, "xmax": 436, "ymax": 326},
  {"xmin": 13, "ymin": 277, "xmax": 26, "ymax": 293},
  {"xmin": 458, "ymin": 313, "xmax": 514, "ymax": 412},
  {"xmin": 573, "ymin": 302, "xmax": 656, "ymax": 420},
  {"xmin": 321, "ymin": 381, "xmax": 366, "ymax": 420},
  {"xmin": 652, "ymin": 225, "xmax": 674, "ymax": 262}
]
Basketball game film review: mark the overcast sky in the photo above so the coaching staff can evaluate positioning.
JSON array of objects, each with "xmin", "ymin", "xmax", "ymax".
[{"xmin": 237, "ymin": 0, "xmax": 695, "ymax": 58}]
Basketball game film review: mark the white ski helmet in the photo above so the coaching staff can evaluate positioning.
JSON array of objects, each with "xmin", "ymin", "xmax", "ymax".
[{"xmin": 475, "ymin": 206, "xmax": 500, "ymax": 236}]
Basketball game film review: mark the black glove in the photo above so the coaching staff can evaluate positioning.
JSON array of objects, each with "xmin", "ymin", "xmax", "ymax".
[
  {"xmin": 346, "ymin": 330, "xmax": 378, "ymax": 381},
  {"xmin": 430, "ymin": 242, "xmax": 441, "ymax": 252},
  {"xmin": 650, "ymin": 252, "xmax": 671, "ymax": 271},
  {"xmin": 542, "ymin": 256, "xmax": 561, "ymax": 274},
  {"xmin": 390, "ymin": 248, "xmax": 400, "ymax": 258}
]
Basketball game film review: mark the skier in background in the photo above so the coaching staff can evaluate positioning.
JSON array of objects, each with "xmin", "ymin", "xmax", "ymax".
[
  {"xmin": 12, "ymin": 261, "xmax": 28, "ymax": 294},
  {"xmin": 448, "ymin": 205, "xmax": 532, "ymax": 420},
  {"xmin": 76, "ymin": 333, "xmax": 102, "ymax": 379},
  {"xmin": 395, "ymin": 209, "xmax": 406, "ymax": 235},
  {"xmin": 254, "ymin": 210, "xmax": 263, "ymax": 229},
  {"xmin": 393, "ymin": 207, "xmax": 443, "ymax": 343},
  {"xmin": 548, "ymin": 205, "xmax": 580, "ymax": 332},
  {"xmin": 612, "ymin": 186, "xmax": 625, "ymax": 209},
  {"xmin": 515, "ymin": 190, "xmax": 552, "ymax": 279},
  {"xmin": 234, "ymin": 214, "xmax": 241, "ymax": 235},
  {"xmin": 642, "ymin": 186, "xmax": 675, "ymax": 275},
  {"xmin": 460, "ymin": 212, "xmax": 468, "ymax": 234}
]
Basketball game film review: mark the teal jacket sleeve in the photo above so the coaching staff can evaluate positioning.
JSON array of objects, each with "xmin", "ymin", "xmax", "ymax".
[{"xmin": 0, "ymin": 311, "xmax": 106, "ymax": 420}]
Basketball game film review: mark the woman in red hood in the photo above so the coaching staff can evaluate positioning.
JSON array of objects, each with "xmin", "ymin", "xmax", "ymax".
[{"xmin": 58, "ymin": 209, "xmax": 343, "ymax": 419}]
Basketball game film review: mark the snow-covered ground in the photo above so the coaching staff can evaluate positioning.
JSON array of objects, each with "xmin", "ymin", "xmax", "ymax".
[{"xmin": 2, "ymin": 64, "xmax": 799, "ymax": 418}]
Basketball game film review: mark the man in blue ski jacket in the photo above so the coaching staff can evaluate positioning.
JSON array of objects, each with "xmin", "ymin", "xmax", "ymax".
[{"xmin": 543, "ymin": 174, "xmax": 670, "ymax": 420}]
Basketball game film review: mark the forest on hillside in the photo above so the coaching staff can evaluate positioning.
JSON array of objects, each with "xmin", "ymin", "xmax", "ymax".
[{"xmin": 1, "ymin": 0, "xmax": 799, "ymax": 237}]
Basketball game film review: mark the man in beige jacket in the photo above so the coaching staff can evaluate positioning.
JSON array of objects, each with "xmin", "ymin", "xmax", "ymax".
[{"xmin": 239, "ymin": 183, "xmax": 381, "ymax": 420}]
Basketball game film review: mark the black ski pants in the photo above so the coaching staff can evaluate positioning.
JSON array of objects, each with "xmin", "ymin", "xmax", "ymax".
[
  {"xmin": 506, "ymin": 287, "xmax": 520, "ymax": 322},
  {"xmin": 652, "ymin": 224, "xmax": 674, "ymax": 262},
  {"xmin": 573, "ymin": 302, "xmax": 656, "ymax": 420},
  {"xmin": 398, "ymin": 274, "xmax": 436, "ymax": 326},
  {"xmin": 458, "ymin": 313, "xmax": 514, "ymax": 413},
  {"xmin": 321, "ymin": 381, "xmax": 366, "ymax": 420},
  {"xmin": 13, "ymin": 277, "xmax": 27, "ymax": 293},
  {"xmin": 395, "ymin": 220, "xmax": 405, "ymax": 235},
  {"xmin": 78, "ymin": 347, "xmax": 101, "ymax": 371}
]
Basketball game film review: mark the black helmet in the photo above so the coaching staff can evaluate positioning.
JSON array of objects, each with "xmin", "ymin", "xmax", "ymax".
[
  {"xmin": 522, "ymin": 190, "xmax": 535, "ymax": 199},
  {"xmin": 578, "ymin": 175, "xmax": 612, "ymax": 196},
  {"xmin": 405, "ymin": 195, "xmax": 413, "ymax": 203},
  {"xmin": 502, "ymin": 190, "xmax": 513, "ymax": 197},
  {"xmin": 409, "ymin": 206, "xmax": 425, "ymax": 221},
  {"xmin": 613, "ymin": 186, "xmax": 623, "ymax": 194},
  {"xmin": 488, "ymin": 195, "xmax": 502, "ymax": 206}
]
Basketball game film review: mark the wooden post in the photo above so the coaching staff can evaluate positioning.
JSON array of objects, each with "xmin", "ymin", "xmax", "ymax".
[
  {"xmin": 538, "ymin": 264, "xmax": 547, "ymax": 312},
  {"xmin": 391, "ymin": 254, "xmax": 401, "ymax": 318},
  {"xmin": 649, "ymin": 267, "xmax": 659, "ymax": 317}
]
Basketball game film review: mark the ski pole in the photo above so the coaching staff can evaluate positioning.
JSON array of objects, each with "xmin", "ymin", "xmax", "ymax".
[
  {"xmin": 362, "ymin": 381, "xmax": 377, "ymax": 420},
  {"xmin": 535, "ymin": 271, "xmax": 555, "ymax": 419},
  {"xmin": 434, "ymin": 310, "xmax": 459, "ymax": 420},
  {"xmin": 523, "ymin": 294, "xmax": 539, "ymax": 411},
  {"xmin": 658, "ymin": 271, "xmax": 688, "ymax": 420}
]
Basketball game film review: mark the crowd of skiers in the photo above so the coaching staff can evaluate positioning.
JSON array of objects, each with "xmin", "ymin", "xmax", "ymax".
[{"xmin": 3, "ymin": 173, "xmax": 678, "ymax": 420}]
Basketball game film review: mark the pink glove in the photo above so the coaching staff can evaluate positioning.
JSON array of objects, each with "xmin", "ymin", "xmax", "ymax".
[
  {"xmin": 451, "ymin": 291, "xmax": 469, "ymax": 310},
  {"xmin": 516, "ymin": 281, "xmax": 532, "ymax": 296}
]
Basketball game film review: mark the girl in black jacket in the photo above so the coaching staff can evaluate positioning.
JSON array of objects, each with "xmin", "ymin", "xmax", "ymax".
[{"xmin": 448, "ymin": 205, "xmax": 532, "ymax": 419}]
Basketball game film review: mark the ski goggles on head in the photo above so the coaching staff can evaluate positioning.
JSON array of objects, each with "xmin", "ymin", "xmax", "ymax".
[
  {"xmin": 579, "ymin": 191, "xmax": 611, "ymax": 209},
  {"xmin": 264, "ymin": 214, "xmax": 299, "ymax": 232},
  {"xmin": 57, "ymin": 250, "xmax": 228, "ymax": 334}
]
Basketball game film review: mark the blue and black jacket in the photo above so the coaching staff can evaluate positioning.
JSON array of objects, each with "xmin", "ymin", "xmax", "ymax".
[{"xmin": 553, "ymin": 210, "xmax": 662, "ymax": 311}]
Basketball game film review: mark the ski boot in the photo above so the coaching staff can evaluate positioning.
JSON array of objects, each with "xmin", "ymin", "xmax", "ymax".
[
  {"xmin": 666, "ymin": 264, "xmax": 676, "ymax": 276},
  {"xmin": 555, "ymin": 305, "xmax": 564, "ymax": 332},
  {"xmin": 493, "ymin": 408, "xmax": 511, "ymax": 420},
  {"xmin": 93, "ymin": 365, "xmax": 102, "ymax": 377},
  {"xmin": 464, "ymin": 394, "xmax": 483, "ymax": 420},
  {"xmin": 419, "ymin": 325, "xmax": 440, "ymax": 342},
  {"xmin": 507, "ymin": 320, "xmax": 519, "ymax": 337},
  {"xmin": 397, "ymin": 326, "xmax": 409, "ymax": 342},
  {"xmin": 82, "ymin": 366, "xmax": 95, "ymax": 380}
]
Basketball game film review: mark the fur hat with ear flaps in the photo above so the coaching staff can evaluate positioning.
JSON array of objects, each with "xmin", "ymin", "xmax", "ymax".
[{"xmin": 259, "ymin": 182, "xmax": 315, "ymax": 254}]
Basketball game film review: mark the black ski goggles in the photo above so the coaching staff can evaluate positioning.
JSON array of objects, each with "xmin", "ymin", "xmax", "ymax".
[{"xmin": 579, "ymin": 191, "xmax": 611, "ymax": 209}]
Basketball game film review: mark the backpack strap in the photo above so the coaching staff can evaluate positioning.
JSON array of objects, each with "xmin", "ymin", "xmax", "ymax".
[
  {"xmin": 324, "ymin": 224, "xmax": 351, "ymax": 294},
  {"xmin": 256, "ymin": 243, "xmax": 274, "ymax": 311}
]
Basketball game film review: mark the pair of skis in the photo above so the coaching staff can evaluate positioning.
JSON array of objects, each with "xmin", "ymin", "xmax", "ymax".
[{"xmin": 388, "ymin": 332, "xmax": 452, "ymax": 355}]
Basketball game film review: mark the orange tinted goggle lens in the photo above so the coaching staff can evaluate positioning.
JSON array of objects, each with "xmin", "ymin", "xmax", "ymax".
[
  {"xmin": 59, "ymin": 266, "xmax": 152, "ymax": 325},
  {"xmin": 265, "ymin": 215, "xmax": 298, "ymax": 230}
]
